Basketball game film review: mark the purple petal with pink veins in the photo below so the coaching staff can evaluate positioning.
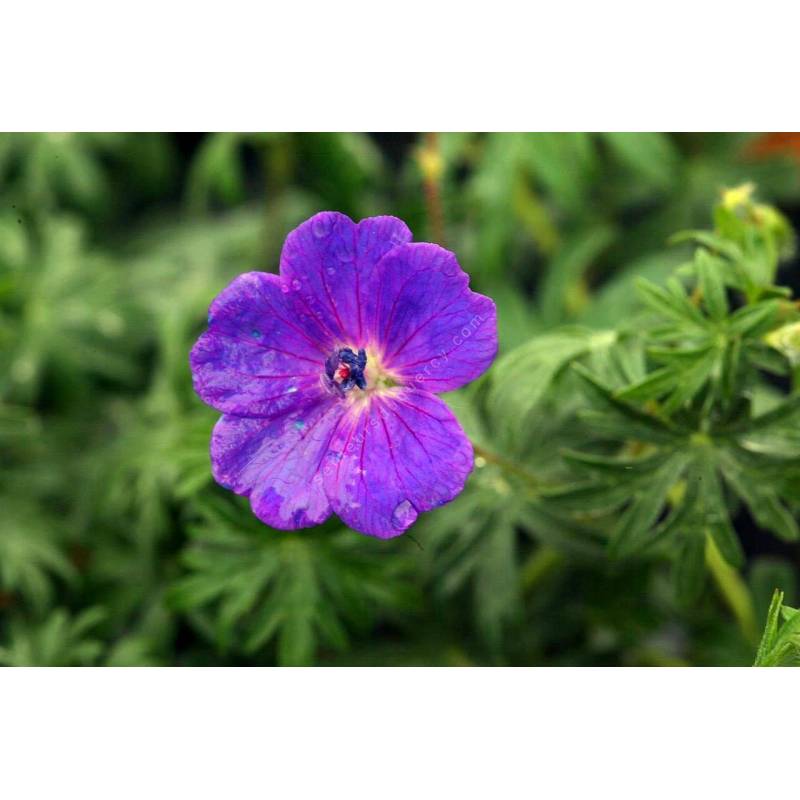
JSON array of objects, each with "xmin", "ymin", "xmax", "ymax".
[
  {"xmin": 321, "ymin": 389, "xmax": 474, "ymax": 538},
  {"xmin": 211, "ymin": 399, "xmax": 345, "ymax": 529},
  {"xmin": 367, "ymin": 243, "xmax": 497, "ymax": 393},
  {"xmin": 279, "ymin": 212, "xmax": 412, "ymax": 349},
  {"xmin": 190, "ymin": 213, "xmax": 499, "ymax": 539},
  {"xmin": 190, "ymin": 271, "xmax": 327, "ymax": 418}
]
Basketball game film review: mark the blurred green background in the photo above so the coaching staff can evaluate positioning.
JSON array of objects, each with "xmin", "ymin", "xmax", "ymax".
[{"xmin": 1, "ymin": 132, "xmax": 799, "ymax": 666}]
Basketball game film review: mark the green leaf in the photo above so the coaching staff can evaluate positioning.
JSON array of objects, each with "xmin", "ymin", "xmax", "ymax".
[
  {"xmin": 696, "ymin": 249, "xmax": 728, "ymax": 321},
  {"xmin": 750, "ymin": 558, "xmax": 797, "ymax": 626},
  {"xmin": 560, "ymin": 448, "xmax": 669, "ymax": 477},
  {"xmin": 696, "ymin": 457, "xmax": 744, "ymax": 568},
  {"xmin": 0, "ymin": 498, "xmax": 75, "ymax": 611},
  {"xmin": 781, "ymin": 606, "xmax": 800, "ymax": 622},
  {"xmin": 538, "ymin": 480, "xmax": 639, "ymax": 515},
  {"xmin": 489, "ymin": 328, "xmax": 614, "ymax": 424},
  {"xmin": 609, "ymin": 451, "xmax": 691, "ymax": 558},
  {"xmin": 755, "ymin": 493, "xmax": 800, "ymax": 542},
  {"xmin": 170, "ymin": 497, "xmax": 416, "ymax": 665},
  {"xmin": 0, "ymin": 607, "xmax": 106, "ymax": 667},
  {"xmin": 719, "ymin": 454, "xmax": 800, "ymax": 542},
  {"xmin": 602, "ymin": 132, "xmax": 680, "ymax": 190},
  {"xmin": 647, "ymin": 344, "xmax": 715, "ymax": 364},
  {"xmin": 674, "ymin": 528, "xmax": 707, "ymax": 603},
  {"xmin": 519, "ymin": 505, "xmax": 606, "ymax": 557},
  {"xmin": 669, "ymin": 229, "xmax": 743, "ymax": 262},
  {"xmin": 759, "ymin": 602, "xmax": 800, "ymax": 666},
  {"xmin": 737, "ymin": 393, "xmax": 800, "ymax": 433},
  {"xmin": 652, "ymin": 472, "xmax": 700, "ymax": 543},
  {"xmin": 573, "ymin": 363, "xmax": 680, "ymax": 443},
  {"xmin": 474, "ymin": 518, "xmax": 521, "ymax": 646},
  {"xmin": 727, "ymin": 300, "xmax": 781, "ymax": 338},
  {"xmin": 538, "ymin": 225, "xmax": 615, "ymax": 325},
  {"xmin": 720, "ymin": 335, "xmax": 741, "ymax": 406},
  {"xmin": 615, "ymin": 367, "xmax": 679, "ymax": 403},
  {"xmin": 661, "ymin": 350, "xmax": 718, "ymax": 415},
  {"xmin": 636, "ymin": 277, "xmax": 707, "ymax": 328},
  {"xmin": 754, "ymin": 589, "xmax": 784, "ymax": 666},
  {"xmin": 185, "ymin": 132, "xmax": 251, "ymax": 212},
  {"xmin": 524, "ymin": 133, "xmax": 596, "ymax": 212},
  {"xmin": 576, "ymin": 410, "xmax": 678, "ymax": 445}
]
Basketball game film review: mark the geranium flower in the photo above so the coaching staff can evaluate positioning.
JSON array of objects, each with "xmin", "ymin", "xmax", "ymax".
[{"xmin": 190, "ymin": 212, "xmax": 497, "ymax": 538}]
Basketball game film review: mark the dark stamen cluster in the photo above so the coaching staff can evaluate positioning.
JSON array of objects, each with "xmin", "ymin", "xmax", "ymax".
[{"xmin": 325, "ymin": 347, "xmax": 367, "ymax": 394}]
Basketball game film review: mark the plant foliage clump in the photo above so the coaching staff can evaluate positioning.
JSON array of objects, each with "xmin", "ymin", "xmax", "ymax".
[{"xmin": 1, "ymin": 133, "xmax": 800, "ymax": 666}]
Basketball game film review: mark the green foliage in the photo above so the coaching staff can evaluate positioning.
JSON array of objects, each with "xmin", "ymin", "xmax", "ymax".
[
  {"xmin": 2, "ymin": 132, "xmax": 800, "ymax": 667},
  {"xmin": 482, "ymin": 185, "xmax": 800, "ymax": 623},
  {"xmin": 0, "ymin": 498, "xmax": 75, "ymax": 610},
  {"xmin": 0, "ymin": 607, "xmax": 106, "ymax": 666},
  {"xmin": 1, "ymin": 215, "xmax": 138, "ymax": 400},
  {"xmin": 754, "ymin": 590, "xmax": 800, "ymax": 666},
  {"xmin": 169, "ymin": 495, "xmax": 417, "ymax": 665},
  {"xmin": 602, "ymin": 132, "xmax": 680, "ymax": 191}
]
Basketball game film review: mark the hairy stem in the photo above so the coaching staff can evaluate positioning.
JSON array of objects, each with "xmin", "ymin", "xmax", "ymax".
[
  {"xmin": 472, "ymin": 443, "xmax": 541, "ymax": 491},
  {"xmin": 419, "ymin": 132, "xmax": 446, "ymax": 246}
]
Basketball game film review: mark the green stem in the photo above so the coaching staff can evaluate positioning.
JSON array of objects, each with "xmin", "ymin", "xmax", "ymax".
[
  {"xmin": 419, "ymin": 132, "xmax": 446, "ymax": 246},
  {"xmin": 521, "ymin": 546, "xmax": 562, "ymax": 593},
  {"xmin": 472, "ymin": 443, "xmax": 541, "ymax": 491},
  {"xmin": 472, "ymin": 443, "xmax": 562, "ymax": 592},
  {"xmin": 705, "ymin": 535, "xmax": 758, "ymax": 645}
]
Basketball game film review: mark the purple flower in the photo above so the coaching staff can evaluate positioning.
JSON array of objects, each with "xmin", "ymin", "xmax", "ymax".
[{"xmin": 190, "ymin": 212, "xmax": 497, "ymax": 538}]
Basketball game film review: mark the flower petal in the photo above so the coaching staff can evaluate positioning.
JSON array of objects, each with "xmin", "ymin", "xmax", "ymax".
[
  {"xmin": 322, "ymin": 389, "xmax": 473, "ymax": 538},
  {"xmin": 368, "ymin": 243, "xmax": 497, "ymax": 392},
  {"xmin": 190, "ymin": 271, "xmax": 327, "ymax": 418},
  {"xmin": 279, "ymin": 212, "xmax": 412, "ymax": 348},
  {"xmin": 211, "ymin": 399, "xmax": 345, "ymax": 529}
]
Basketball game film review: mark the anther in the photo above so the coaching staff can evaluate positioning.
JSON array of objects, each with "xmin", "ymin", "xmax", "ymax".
[{"xmin": 325, "ymin": 347, "xmax": 367, "ymax": 394}]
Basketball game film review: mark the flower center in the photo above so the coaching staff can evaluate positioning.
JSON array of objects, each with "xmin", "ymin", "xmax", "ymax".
[
  {"xmin": 325, "ymin": 347, "xmax": 367, "ymax": 394},
  {"xmin": 324, "ymin": 346, "xmax": 400, "ymax": 397}
]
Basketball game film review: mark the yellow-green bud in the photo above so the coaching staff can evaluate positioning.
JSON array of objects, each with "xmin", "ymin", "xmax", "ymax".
[{"xmin": 766, "ymin": 321, "xmax": 800, "ymax": 365}]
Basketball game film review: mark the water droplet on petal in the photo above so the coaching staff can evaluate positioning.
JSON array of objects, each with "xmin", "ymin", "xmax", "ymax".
[
  {"xmin": 391, "ymin": 500, "xmax": 417, "ymax": 530},
  {"xmin": 438, "ymin": 481, "xmax": 454, "ymax": 499},
  {"xmin": 454, "ymin": 448, "xmax": 471, "ymax": 466},
  {"xmin": 294, "ymin": 420, "xmax": 305, "ymax": 430},
  {"xmin": 251, "ymin": 328, "xmax": 260, "ymax": 338},
  {"xmin": 280, "ymin": 283, "xmax": 290, "ymax": 294},
  {"xmin": 287, "ymin": 386, "xmax": 298, "ymax": 393},
  {"xmin": 441, "ymin": 258, "xmax": 459, "ymax": 277},
  {"xmin": 326, "ymin": 267, "xmax": 335, "ymax": 275},
  {"xmin": 312, "ymin": 216, "xmax": 329, "ymax": 238},
  {"xmin": 292, "ymin": 279, "xmax": 301, "ymax": 290}
]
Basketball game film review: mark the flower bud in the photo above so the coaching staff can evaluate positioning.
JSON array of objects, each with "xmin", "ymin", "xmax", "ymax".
[{"xmin": 765, "ymin": 321, "xmax": 800, "ymax": 365}]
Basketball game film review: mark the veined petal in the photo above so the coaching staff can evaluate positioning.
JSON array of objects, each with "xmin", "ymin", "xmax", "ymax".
[
  {"xmin": 190, "ymin": 271, "xmax": 326, "ymax": 418},
  {"xmin": 191, "ymin": 214, "xmax": 496, "ymax": 539},
  {"xmin": 367, "ymin": 243, "xmax": 497, "ymax": 392},
  {"xmin": 211, "ymin": 399, "xmax": 345, "ymax": 529},
  {"xmin": 322, "ymin": 389, "xmax": 473, "ymax": 538},
  {"xmin": 279, "ymin": 212, "xmax": 412, "ymax": 348}
]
